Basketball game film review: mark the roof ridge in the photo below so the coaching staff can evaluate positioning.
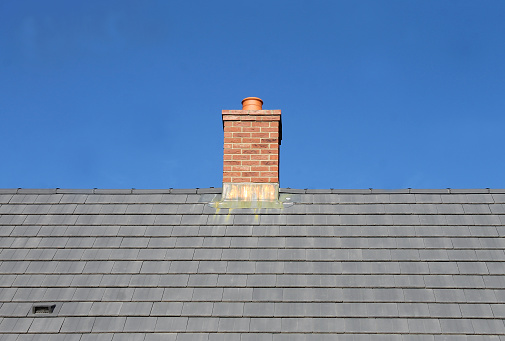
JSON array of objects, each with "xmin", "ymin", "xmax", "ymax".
[{"xmin": 1, "ymin": 188, "xmax": 504, "ymax": 194}]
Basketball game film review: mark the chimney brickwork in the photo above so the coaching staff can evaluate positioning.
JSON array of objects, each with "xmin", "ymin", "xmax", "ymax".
[{"xmin": 222, "ymin": 98, "xmax": 281, "ymax": 184}]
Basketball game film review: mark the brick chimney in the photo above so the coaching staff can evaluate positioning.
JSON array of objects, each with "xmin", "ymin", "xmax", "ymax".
[{"xmin": 221, "ymin": 97, "xmax": 282, "ymax": 201}]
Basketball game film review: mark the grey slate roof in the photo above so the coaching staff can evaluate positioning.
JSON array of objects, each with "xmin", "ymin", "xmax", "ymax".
[{"xmin": 1, "ymin": 188, "xmax": 505, "ymax": 339}]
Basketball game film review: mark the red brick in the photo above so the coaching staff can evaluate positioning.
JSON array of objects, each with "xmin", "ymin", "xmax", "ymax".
[
  {"xmin": 242, "ymin": 172, "xmax": 259, "ymax": 177},
  {"xmin": 242, "ymin": 127, "xmax": 261, "ymax": 133},
  {"xmin": 225, "ymin": 127, "xmax": 242, "ymax": 133},
  {"xmin": 251, "ymin": 133, "xmax": 269, "ymax": 138},
  {"xmin": 222, "ymin": 115, "xmax": 242, "ymax": 120},
  {"xmin": 260, "ymin": 171, "xmax": 277, "ymax": 177},
  {"xmin": 233, "ymin": 143, "xmax": 250, "ymax": 149},
  {"xmin": 234, "ymin": 133, "xmax": 251, "ymax": 138},
  {"xmin": 231, "ymin": 165, "xmax": 249, "ymax": 171},
  {"xmin": 224, "ymin": 138, "xmax": 242, "ymax": 143},
  {"xmin": 224, "ymin": 161, "xmax": 241, "ymax": 166},
  {"xmin": 251, "ymin": 155, "xmax": 269, "ymax": 160},
  {"xmin": 232, "ymin": 155, "xmax": 250, "ymax": 160},
  {"xmin": 242, "ymin": 149, "xmax": 260, "ymax": 154},
  {"xmin": 223, "ymin": 149, "xmax": 241, "ymax": 155},
  {"xmin": 260, "ymin": 116, "xmax": 280, "ymax": 121},
  {"xmin": 224, "ymin": 171, "xmax": 242, "ymax": 177},
  {"xmin": 242, "ymin": 138, "xmax": 261, "ymax": 143},
  {"xmin": 232, "ymin": 121, "xmax": 251, "ymax": 127},
  {"xmin": 250, "ymin": 144, "xmax": 267, "ymax": 149},
  {"xmin": 233, "ymin": 177, "xmax": 250, "ymax": 182},
  {"xmin": 251, "ymin": 177, "xmax": 269, "ymax": 183},
  {"xmin": 254, "ymin": 166, "xmax": 269, "ymax": 171},
  {"xmin": 242, "ymin": 161, "xmax": 260, "ymax": 166},
  {"xmin": 261, "ymin": 161, "xmax": 277, "ymax": 166},
  {"xmin": 261, "ymin": 138, "xmax": 277, "ymax": 143},
  {"xmin": 255, "ymin": 122, "xmax": 271, "ymax": 127}
]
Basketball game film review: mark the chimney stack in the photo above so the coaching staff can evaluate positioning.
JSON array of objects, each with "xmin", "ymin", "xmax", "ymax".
[{"xmin": 221, "ymin": 97, "xmax": 282, "ymax": 201}]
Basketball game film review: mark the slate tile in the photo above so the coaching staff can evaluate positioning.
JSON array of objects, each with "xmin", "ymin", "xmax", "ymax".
[
  {"xmin": 473, "ymin": 215, "xmax": 502, "ymax": 225},
  {"xmin": 375, "ymin": 318, "xmax": 409, "ymax": 333},
  {"xmin": 111, "ymin": 333, "xmax": 146, "ymax": 341},
  {"xmin": 459, "ymin": 303, "xmax": 493, "ymax": 318},
  {"xmin": 154, "ymin": 317, "xmax": 188, "ymax": 332},
  {"xmin": 439, "ymin": 318, "xmax": 475, "ymax": 333},
  {"xmin": 163, "ymin": 288, "xmax": 194, "ymax": 301},
  {"xmin": 464, "ymin": 288, "xmax": 497, "ymax": 302},
  {"xmin": 27, "ymin": 317, "xmax": 64, "ymax": 333},
  {"xmin": 433, "ymin": 289, "xmax": 466, "ymax": 303},
  {"xmin": 102, "ymin": 288, "xmax": 135, "ymax": 301},
  {"xmin": 397, "ymin": 303, "xmax": 430, "ymax": 317},
  {"xmin": 183, "ymin": 317, "xmax": 219, "ymax": 333},
  {"xmin": 218, "ymin": 317, "xmax": 250, "ymax": 332},
  {"xmin": 197, "ymin": 261, "xmax": 228, "ymax": 273},
  {"xmin": 188, "ymin": 274, "xmax": 219, "ymax": 287},
  {"xmin": 131, "ymin": 288, "xmax": 163, "ymax": 301},
  {"xmin": 216, "ymin": 274, "xmax": 247, "ymax": 287},
  {"xmin": 0, "ymin": 302, "xmax": 32, "ymax": 317},
  {"xmin": 471, "ymin": 226, "xmax": 499, "ymax": 237},
  {"xmin": 222, "ymin": 288, "xmax": 253, "ymax": 302},
  {"xmin": 487, "ymin": 262, "xmax": 505, "ymax": 275},
  {"xmin": 151, "ymin": 302, "xmax": 183, "ymax": 316},
  {"xmin": 154, "ymin": 215, "xmax": 182, "ymax": 225},
  {"xmin": 0, "ymin": 317, "xmax": 34, "ymax": 333},
  {"xmin": 144, "ymin": 333, "xmax": 177, "ymax": 341},
  {"xmin": 72, "ymin": 287, "xmax": 105, "ymax": 301},
  {"xmin": 212, "ymin": 302, "xmax": 244, "ymax": 317},
  {"xmin": 140, "ymin": 261, "xmax": 171, "ymax": 274},
  {"xmin": 159, "ymin": 274, "xmax": 189, "ymax": 287},
  {"xmin": 482, "ymin": 276, "xmax": 505, "ymax": 289},
  {"xmin": 60, "ymin": 317, "xmax": 95, "ymax": 332},
  {"xmin": 59, "ymin": 302, "xmax": 93, "ymax": 316},
  {"xmin": 241, "ymin": 334, "xmax": 273, "ymax": 341},
  {"xmin": 406, "ymin": 318, "xmax": 442, "ymax": 333},
  {"xmin": 192, "ymin": 288, "xmax": 223, "ymax": 302},
  {"xmin": 169, "ymin": 261, "xmax": 199, "ymax": 273},
  {"xmin": 123, "ymin": 316, "xmax": 157, "ymax": 332},
  {"xmin": 249, "ymin": 317, "xmax": 281, "ymax": 332},
  {"xmin": 428, "ymin": 262, "xmax": 460, "ymax": 275},
  {"xmin": 92, "ymin": 317, "xmax": 127, "ymax": 332},
  {"xmin": 457, "ymin": 262, "xmax": 489, "ymax": 275},
  {"xmin": 246, "ymin": 274, "xmax": 276, "ymax": 287},
  {"xmin": 174, "ymin": 333, "xmax": 209, "ymax": 341},
  {"xmin": 182, "ymin": 302, "xmax": 214, "ymax": 316}
]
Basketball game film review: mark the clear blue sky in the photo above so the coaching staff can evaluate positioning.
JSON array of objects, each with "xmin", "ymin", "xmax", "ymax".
[{"xmin": 1, "ymin": 1, "xmax": 504, "ymax": 190}]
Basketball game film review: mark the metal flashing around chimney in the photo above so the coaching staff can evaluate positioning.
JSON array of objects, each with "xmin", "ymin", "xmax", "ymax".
[{"xmin": 212, "ymin": 182, "xmax": 285, "ymax": 208}]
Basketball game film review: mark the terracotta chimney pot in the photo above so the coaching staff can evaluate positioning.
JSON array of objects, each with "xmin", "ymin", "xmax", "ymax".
[{"xmin": 241, "ymin": 97, "xmax": 263, "ymax": 110}]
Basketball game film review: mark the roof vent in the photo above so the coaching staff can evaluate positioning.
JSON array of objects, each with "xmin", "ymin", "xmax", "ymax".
[{"xmin": 32, "ymin": 304, "xmax": 56, "ymax": 314}]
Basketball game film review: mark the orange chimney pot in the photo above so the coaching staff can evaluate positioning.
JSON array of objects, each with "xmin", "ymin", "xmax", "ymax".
[{"xmin": 241, "ymin": 97, "xmax": 263, "ymax": 110}]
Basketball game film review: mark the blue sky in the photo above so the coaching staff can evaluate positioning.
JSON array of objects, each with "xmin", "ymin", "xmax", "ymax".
[{"xmin": 1, "ymin": 1, "xmax": 504, "ymax": 190}]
